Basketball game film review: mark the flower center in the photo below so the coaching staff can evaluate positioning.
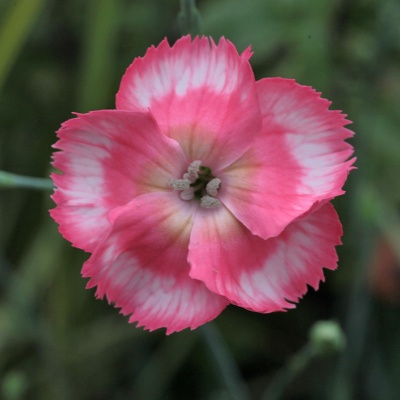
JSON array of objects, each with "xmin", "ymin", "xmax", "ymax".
[{"xmin": 170, "ymin": 160, "xmax": 221, "ymax": 208}]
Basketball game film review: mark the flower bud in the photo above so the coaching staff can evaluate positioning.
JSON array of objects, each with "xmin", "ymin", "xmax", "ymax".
[{"xmin": 309, "ymin": 320, "xmax": 346, "ymax": 356}]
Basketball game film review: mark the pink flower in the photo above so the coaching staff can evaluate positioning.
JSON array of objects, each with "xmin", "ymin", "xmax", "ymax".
[{"xmin": 50, "ymin": 36, "xmax": 355, "ymax": 334}]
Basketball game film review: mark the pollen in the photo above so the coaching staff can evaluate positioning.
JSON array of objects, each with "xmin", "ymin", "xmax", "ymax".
[
  {"xmin": 170, "ymin": 160, "xmax": 221, "ymax": 208},
  {"xmin": 206, "ymin": 178, "xmax": 221, "ymax": 197},
  {"xmin": 200, "ymin": 195, "xmax": 221, "ymax": 208}
]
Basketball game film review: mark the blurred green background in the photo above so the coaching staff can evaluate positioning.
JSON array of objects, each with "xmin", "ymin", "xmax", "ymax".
[{"xmin": 1, "ymin": 0, "xmax": 400, "ymax": 399}]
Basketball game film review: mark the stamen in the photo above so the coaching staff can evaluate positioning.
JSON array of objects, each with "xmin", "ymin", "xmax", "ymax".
[
  {"xmin": 206, "ymin": 178, "xmax": 221, "ymax": 197},
  {"xmin": 186, "ymin": 160, "xmax": 202, "ymax": 181},
  {"xmin": 171, "ymin": 160, "xmax": 221, "ymax": 209},
  {"xmin": 200, "ymin": 195, "xmax": 221, "ymax": 209},
  {"xmin": 170, "ymin": 178, "xmax": 191, "ymax": 190},
  {"xmin": 180, "ymin": 187, "xmax": 195, "ymax": 200}
]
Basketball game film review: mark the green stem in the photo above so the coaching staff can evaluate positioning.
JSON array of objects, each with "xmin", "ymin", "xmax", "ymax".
[
  {"xmin": 177, "ymin": 0, "xmax": 201, "ymax": 36},
  {"xmin": 77, "ymin": 0, "xmax": 119, "ymax": 111},
  {"xmin": 0, "ymin": 0, "xmax": 46, "ymax": 92},
  {"xmin": 260, "ymin": 344, "xmax": 315, "ymax": 400},
  {"xmin": 134, "ymin": 332, "xmax": 197, "ymax": 400},
  {"xmin": 0, "ymin": 171, "xmax": 53, "ymax": 190},
  {"xmin": 261, "ymin": 320, "xmax": 345, "ymax": 400},
  {"xmin": 199, "ymin": 323, "xmax": 251, "ymax": 400},
  {"xmin": 330, "ymin": 179, "xmax": 376, "ymax": 400}
]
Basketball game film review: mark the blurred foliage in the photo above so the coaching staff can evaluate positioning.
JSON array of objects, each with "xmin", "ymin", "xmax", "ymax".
[{"xmin": 1, "ymin": 0, "xmax": 400, "ymax": 399}]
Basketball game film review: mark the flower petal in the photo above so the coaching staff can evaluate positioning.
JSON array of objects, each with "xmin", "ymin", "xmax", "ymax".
[
  {"xmin": 51, "ymin": 110, "xmax": 187, "ymax": 252},
  {"xmin": 188, "ymin": 203, "xmax": 342, "ymax": 312},
  {"xmin": 116, "ymin": 36, "xmax": 262, "ymax": 170},
  {"xmin": 82, "ymin": 192, "xmax": 228, "ymax": 334},
  {"xmin": 219, "ymin": 78, "xmax": 355, "ymax": 239}
]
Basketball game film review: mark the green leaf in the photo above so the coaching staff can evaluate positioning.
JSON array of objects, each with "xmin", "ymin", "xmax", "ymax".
[{"xmin": 0, "ymin": 0, "xmax": 46, "ymax": 92}]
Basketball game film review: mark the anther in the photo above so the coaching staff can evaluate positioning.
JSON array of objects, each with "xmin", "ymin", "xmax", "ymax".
[
  {"xmin": 170, "ymin": 178, "xmax": 191, "ymax": 190},
  {"xmin": 171, "ymin": 161, "xmax": 221, "ymax": 208},
  {"xmin": 200, "ymin": 195, "xmax": 221, "ymax": 209},
  {"xmin": 206, "ymin": 178, "xmax": 221, "ymax": 197},
  {"xmin": 186, "ymin": 160, "xmax": 202, "ymax": 181}
]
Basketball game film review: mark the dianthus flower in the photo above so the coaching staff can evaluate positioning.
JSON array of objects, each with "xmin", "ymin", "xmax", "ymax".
[{"xmin": 51, "ymin": 36, "xmax": 355, "ymax": 333}]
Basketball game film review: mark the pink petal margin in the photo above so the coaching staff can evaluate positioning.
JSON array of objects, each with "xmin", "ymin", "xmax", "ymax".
[
  {"xmin": 219, "ymin": 78, "xmax": 355, "ymax": 240},
  {"xmin": 116, "ymin": 35, "xmax": 262, "ymax": 171},
  {"xmin": 51, "ymin": 110, "xmax": 186, "ymax": 252},
  {"xmin": 188, "ymin": 203, "xmax": 342, "ymax": 312},
  {"xmin": 82, "ymin": 192, "xmax": 228, "ymax": 334}
]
